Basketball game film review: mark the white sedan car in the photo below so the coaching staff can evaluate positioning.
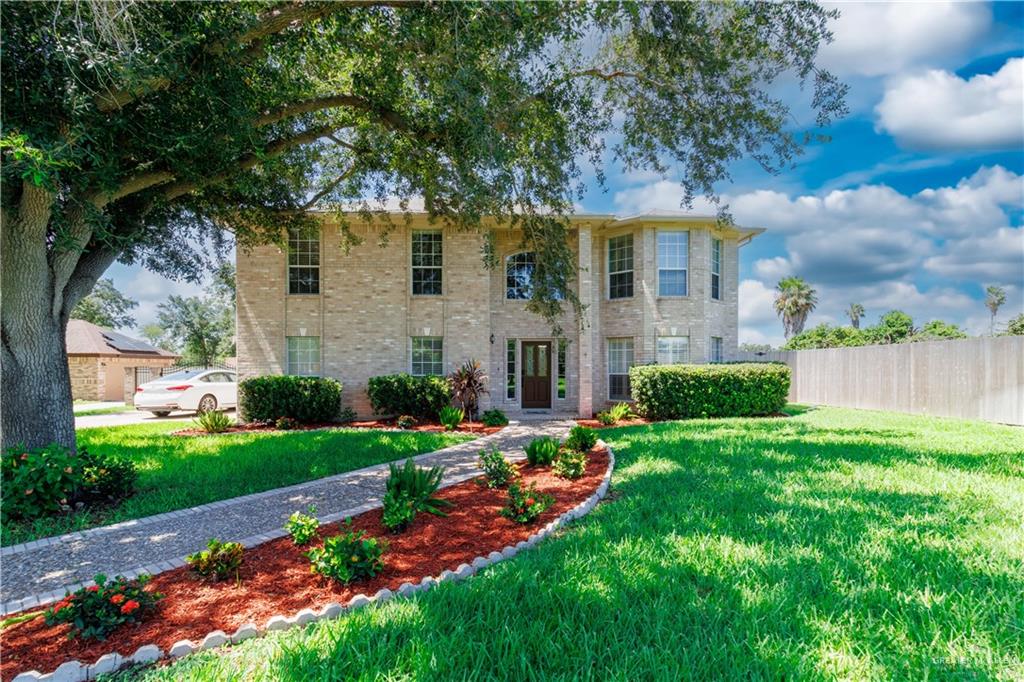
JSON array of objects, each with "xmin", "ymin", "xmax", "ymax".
[{"xmin": 135, "ymin": 369, "xmax": 237, "ymax": 417}]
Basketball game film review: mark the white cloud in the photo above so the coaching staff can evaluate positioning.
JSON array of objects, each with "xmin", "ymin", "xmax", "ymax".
[
  {"xmin": 739, "ymin": 279, "xmax": 779, "ymax": 327},
  {"xmin": 876, "ymin": 58, "xmax": 1024, "ymax": 151},
  {"xmin": 753, "ymin": 257, "xmax": 793, "ymax": 282},
  {"xmin": 924, "ymin": 227, "xmax": 1024, "ymax": 281},
  {"xmin": 819, "ymin": 2, "xmax": 991, "ymax": 77},
  {"xmin": 612, "ymin": 181, "xmax": 719, "ymax": 216}
]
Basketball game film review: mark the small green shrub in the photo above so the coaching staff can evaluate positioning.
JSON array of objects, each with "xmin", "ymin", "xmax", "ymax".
[
  {"xmin": 383, "ymin": 458, "xmax": 453, "ymax": 532},
  {"xmin": 478, "ymin": 446, "xmax": 518, "ymax": 488},
  {"xmin": 44, "ymin": 573, "xmax": 162, "ymax": 641},
  {"xmin": 306, "ymin": 520, "xmax": 386, "ymax": 583},
  {"xmin": 79, "ymin": 449, "xmax": 138, "ymax": 504},
  {"xmin": 338, "ymin": 407, "xmax": 357, "ymax": 423},
  {"xmin": 609, "ymin": 402, "xmax": 633, "ymax": 422},
  {"xmin": 396, "ymin": 415, "xmax": 417, "ymax": 429},
  {"xmin": 630, "ymin": 363, "xmax": 791, "ymax": 419},
  {"xmin": 239, "ymin": 375, "xmax": 342, "ymax": 424},
  {"xmin": 439, "ymin": 406, "xmax": 463, "ymax": 431},
  {"xmin": 553, "ymin": 449, "xmax": 588, "ymax": 479},
  {"xmin": 499, "ymin": 483, "xmax": 554, "ymax": 524},
  {"xmin": 565, "ymin": 425, "xmax": 598, "ymax": 453},
  {"xmin": 596, "ymin": 411, "xmax": 615, "ymax": 426},
  {"xmin": 367, "ymin": 373, "xmax": 452, "ymax": 419},
  {"xmin": 480, "ymin": 409, "xmax": 509, "ymax": 427},
  {"xmin": 1, "ymin": 444, "xmax": 81, "ymax": 520},
  {"xmin": 275, "ymin": 415, "xmax": 300, "ymax": 430},
  {"xmin": 194, "ymin": 410, "xmax": 232, "ymax": 433},
  {"xmin": 186, "ymin": 538, "xmax": 244, "ymax": 581},
  {"xmin": 286, "ymin": 506, "xmax": 320, "ymax": 546},
  {"xmin": 525, "ymin": 436, "xmax": 559, "ymax": 466}
]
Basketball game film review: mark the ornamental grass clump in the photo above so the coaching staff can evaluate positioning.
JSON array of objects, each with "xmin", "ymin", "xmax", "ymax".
[
  {"xmin": 439, "ymin": 405, "xmax": 463, "ymax": 431},
  {"xmin": 553, "ymin": 449, "xmax": 588, "ymax": 479},
  {"xmin": 499, "ymin": 483, "xmax": 554, "ymax": 524},
  {"xmin": 186, "ymin": 538, "xmax": 244, "ymax": 581},
  {"xmin": 524, "ymin": 436, "xmax": 559, "ymax": 466},
  {"xmin": 194, "ymin": 410, "xmax": 232, "ymax": 433},
  {"xmin": 478, "ymin": 446, "xmax": 518, "ymax": 489},
  {"xmin": 307, "ymin": 519, "xmax": 386, "ymax": 583},
  {"xmin": 381, "ymin": 458, "xmax": 452, "ymax": 532},
  {"xmin": 286, "ymin": 506, "xmax": 320, "ymax": 545},
  {"xmin": 44, "ymin": 573, "xmax": 162, "ymax": 641}
]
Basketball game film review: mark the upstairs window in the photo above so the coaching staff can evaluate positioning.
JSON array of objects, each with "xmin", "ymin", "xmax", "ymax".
[
  {"xmin": 411, "ymin": 337, "xmax": 443, "ymax": 376},
  {"xmin": 412, "ymin": 231, "xmax": 443, "ymax": 295},
  {"xmin": 657, "ymin": 231, "xmax": 688, "ymax": 296},
  {"xmin": 505, "ymin": 252, "xmax": 564, "ymax": 300},
  {"xmin": 287, "ymin": 336, "xmax": 320, "ymax": 376},
  {"xmin": 288, "ymin": 226, "xmax": 320, "ymax": 295},
  {"xmin": 608, "ymin": 234, "xmax": 634, "ymax": 299},
  {"xmin": 656, "ymin": 336, "xmax": 690, "ymax": 364},
  {"xmin": 607, "ymin": 337, "xmax": 634, "ymax": 400},
  {"xmin": 711, "ymin": 238, "xmax": 722, "ymax": 300}
]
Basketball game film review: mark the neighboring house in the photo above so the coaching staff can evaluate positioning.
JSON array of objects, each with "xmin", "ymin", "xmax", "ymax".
[
  {"xmin": 236, "ymin": 210, "xmax": 763, "ymax": 417},
  {"xmin": 67, "ymin": 319, "xmax": 179, "ymax": 402}
]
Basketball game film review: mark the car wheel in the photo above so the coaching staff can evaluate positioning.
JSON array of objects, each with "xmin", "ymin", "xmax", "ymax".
[
  {"xmin": 197, "ymin": 395, "xmax": 218, "ymax": 414},
  {"xmin": 151, "ymin": 411, "xmax": 171, "ymax": 418}
]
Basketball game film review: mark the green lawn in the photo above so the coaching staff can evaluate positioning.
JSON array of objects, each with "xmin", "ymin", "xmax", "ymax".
[
  {"xmin": 2, "ymin": 423, "xmax": 471, "ymax": 546},
  {"xmin": 123, "ymin": 407, "xmax": 1023, "ymax": 681},
  {"xmin": 72, "ymin": 404, "xmax": 134, "ymax": 417}
]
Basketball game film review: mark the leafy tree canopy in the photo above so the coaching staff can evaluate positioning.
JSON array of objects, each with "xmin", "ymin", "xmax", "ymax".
[
  {"xmin": 1003, "ymin": 313, "xmax": 1024, "ymax": 337},
  {"xmin": 69, "ymin": 278, "xmax": 138, "ymax": 329},
  {"xmin": 783, "ymin": 312, "xmax": 969, "ymax": 350}
]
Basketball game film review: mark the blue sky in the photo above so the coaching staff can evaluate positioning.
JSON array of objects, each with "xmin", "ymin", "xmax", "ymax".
[{"xmin": 109, "ymin": 1, "xmax": 1023, "ymax": 347}]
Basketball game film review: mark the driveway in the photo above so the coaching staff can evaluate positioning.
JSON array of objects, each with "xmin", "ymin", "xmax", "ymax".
[{"xmin": 75, "ymin": 409, "xmax": 235, "ymax": 429}]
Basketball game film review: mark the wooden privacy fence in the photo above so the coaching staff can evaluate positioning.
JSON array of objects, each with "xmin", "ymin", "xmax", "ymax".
[{"xmin": 730, "ymin": 336, "xmax": 1024, "ymax": 426}]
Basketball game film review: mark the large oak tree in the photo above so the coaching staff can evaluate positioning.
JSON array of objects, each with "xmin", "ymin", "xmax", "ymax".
[{"xmin": 1, "ymin": 1, "xmax": 845, "ymax": 451}]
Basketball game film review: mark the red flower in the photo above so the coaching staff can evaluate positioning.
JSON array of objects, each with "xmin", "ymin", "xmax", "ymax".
[
  {"xmin": 120, "ymin": 600, "xmax": 140, "ymax": 615},
  {"xmin": 525, "ymin": 498, "xmax": 535, "ymax": 506},
  {"xmin": 110, "ymin": 594, "xmax": 125, "ymax": 605},
  {"xmin": 86, "ymin": 585, "xmax": 99, "ymax": 592}
]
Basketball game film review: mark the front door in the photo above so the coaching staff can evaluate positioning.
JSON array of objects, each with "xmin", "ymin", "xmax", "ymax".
[{"xmin": 521, "ymin": 341, "xmax": 552, "ymax": 409}]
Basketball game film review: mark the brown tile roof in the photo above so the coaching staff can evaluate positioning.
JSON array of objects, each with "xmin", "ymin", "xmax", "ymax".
[{"xmin": 66, "ymin": 319, "xmax": 178, "ymax": 358}]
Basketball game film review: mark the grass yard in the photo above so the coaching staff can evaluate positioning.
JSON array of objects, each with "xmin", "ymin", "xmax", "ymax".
[
  {"xmin": 2, "ymin": 423, "xmax": 471, "ymax": 547},
  {"xmin": 72, "ymin": 404, "xmax": 134, "ymax": 417},
  {"xmin": 123, "ymin": 407, "xmax": 1023, "ymax": 681}
]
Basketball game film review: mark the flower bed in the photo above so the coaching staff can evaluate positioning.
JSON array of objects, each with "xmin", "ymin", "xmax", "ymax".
[
  {"xmin": 0, "ymin": 448, "xmax": 609, "ymax": 680},
  {"xmin": 172, "ymin": 419, "xmax": 504, "ymax": 437}
]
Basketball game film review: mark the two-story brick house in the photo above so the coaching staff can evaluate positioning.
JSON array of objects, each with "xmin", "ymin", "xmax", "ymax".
[{"xmin": 236, "ymin": 210, "xmax": 763, "ymax": 418}]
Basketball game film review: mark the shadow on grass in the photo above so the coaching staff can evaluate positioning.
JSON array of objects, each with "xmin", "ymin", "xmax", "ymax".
[{"xmin": 227, "ymin": 415, "xmax": 1024, "ymax": 681}]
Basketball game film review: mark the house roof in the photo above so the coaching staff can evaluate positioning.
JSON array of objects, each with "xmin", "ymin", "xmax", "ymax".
[{"xmin": 66, "ymin": 319, "xmax": 178, "ymax": 358}]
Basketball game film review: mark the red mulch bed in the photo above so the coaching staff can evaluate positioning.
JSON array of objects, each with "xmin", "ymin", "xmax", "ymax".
[
  {"xmin": 576, "ymin": 417, "xmax": 653, "ymax": 429},
  {"xmin": 173, "ymin": 419, "xmax": 504, "ymax": 437},
  {"xmin": 0, "ymin": 449, "xmax": 609, "ymax": 680}
]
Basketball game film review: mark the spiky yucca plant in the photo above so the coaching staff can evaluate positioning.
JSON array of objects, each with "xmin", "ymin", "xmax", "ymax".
[{"xmin": 448, "ymin": 359, "xmax": 488, "ymax": 420}]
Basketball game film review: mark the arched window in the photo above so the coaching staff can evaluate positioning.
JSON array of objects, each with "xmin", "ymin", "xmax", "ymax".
[{"xmin": 506, "ymin": 252, "xmax": 536, "ymax": 300}]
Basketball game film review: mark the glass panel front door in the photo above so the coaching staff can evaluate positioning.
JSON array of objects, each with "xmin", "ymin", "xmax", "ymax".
[{"xmin": 521, "ymin": 342, "xmax": 552, "ymax": 409}]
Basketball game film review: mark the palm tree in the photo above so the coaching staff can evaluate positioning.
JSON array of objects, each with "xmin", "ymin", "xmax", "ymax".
[
  {"xmin": 985, "ymin": 285, "xmax": 1006, "ymax": 335},
  {"xmin": 774, "ymin": 277, "xmax": 818, "ymax": 339},
  {"xmin": 845, "ymin": 303, "xmax": 865, "ymax": 329}
]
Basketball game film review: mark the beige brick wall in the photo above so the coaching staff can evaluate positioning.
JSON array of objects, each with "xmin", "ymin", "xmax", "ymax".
[
  {"xmin": 69, "ymin": 355, "xmax": 103, "ymax": 401},
  {"xmin": 236, "ymin": 214, "xmax": 748, "ymax": 418}
]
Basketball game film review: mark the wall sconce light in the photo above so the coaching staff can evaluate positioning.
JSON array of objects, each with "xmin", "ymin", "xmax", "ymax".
[{"xmin": 490, "ymin": 334, "xmax": 495, "ymax": 344}]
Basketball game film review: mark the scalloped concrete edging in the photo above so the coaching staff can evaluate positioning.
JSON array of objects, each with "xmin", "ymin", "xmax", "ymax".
[{"xmin": 10, "ymin": 445, "xmax": 614, "ymax": 682}]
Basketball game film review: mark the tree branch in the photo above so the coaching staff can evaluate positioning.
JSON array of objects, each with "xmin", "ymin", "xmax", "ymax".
[{"xmin": 255, "ymin": 93, "xmax": 436, "ymax": 141}]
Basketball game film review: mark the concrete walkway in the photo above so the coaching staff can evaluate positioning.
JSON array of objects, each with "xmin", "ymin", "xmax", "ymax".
[{"xmin": 0, "ymin": 420, "xmax": 573, "ymax": 615}]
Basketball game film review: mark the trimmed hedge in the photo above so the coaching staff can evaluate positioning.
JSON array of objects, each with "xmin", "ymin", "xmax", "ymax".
[
  {"xmin": 630, "ymin": 363, "xmax": 790, "ymax": 419},
  {"xmin": 239, "ymin": 375, "xmax": 343, "ymax": 424},
  {"xmin": 367, "ymin": 374, "xmax": 452, "ymax": 420}
]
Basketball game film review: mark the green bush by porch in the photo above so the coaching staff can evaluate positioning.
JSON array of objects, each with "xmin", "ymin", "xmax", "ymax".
[
  {"xmin": 238, "ymin": 376, "xmax": 343, "ymax": 424},
  {"xmin": 630, "ymin": 362, "xmax": 790, "ymax": 419}
]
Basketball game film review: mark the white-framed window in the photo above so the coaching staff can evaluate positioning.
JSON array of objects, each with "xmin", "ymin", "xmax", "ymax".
[
  {"xmin": 711, "ymin": 238, "xmax": 722, "ymax": 301},
  {"xmin": 286, "ymin": 336, "xmax": 320, "ymax": 376},
  {"xmin": 506, "ymin": 339, "xmax": 516, "ymax": 400},
  {"xmin": 411, "ymin": 230, "xmax": 443, "ymax": 296},
  {"xmin": 710, "ymin": 336, "xmax": 724, "ymax": 363},
  {"xmin": 657, "ymin": 230, "xmax": 688, "ymax": 297},
  {"xmin": 288, "ymin": 227, "xmax": 320, "ymax": 295},
  {"xmin": 411, "ymin": 337, "xmax": 443, "ymax": 376},
  {"xmin": 557, "ymin": 339, "xmax": 568, "ymax": 399},
  {"xmin": 506, "ymin": 252, "xmax": 535, "ymax": 300},
  {"xmin": 608, "ymin": 234, "xmax": 634, "ymax": 299},
  {"xmin": 607, "ymin": 337, "xmax": 634, "ymax": 400},
  {"xmin": 657, "ymin": 336, "xmax": 690, "ymax": 364}
]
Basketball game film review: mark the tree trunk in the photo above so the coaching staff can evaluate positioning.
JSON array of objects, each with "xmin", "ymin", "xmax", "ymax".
[{"xmin": 1, "ymin": 313, "xmax": 77, "ymax": 451}]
